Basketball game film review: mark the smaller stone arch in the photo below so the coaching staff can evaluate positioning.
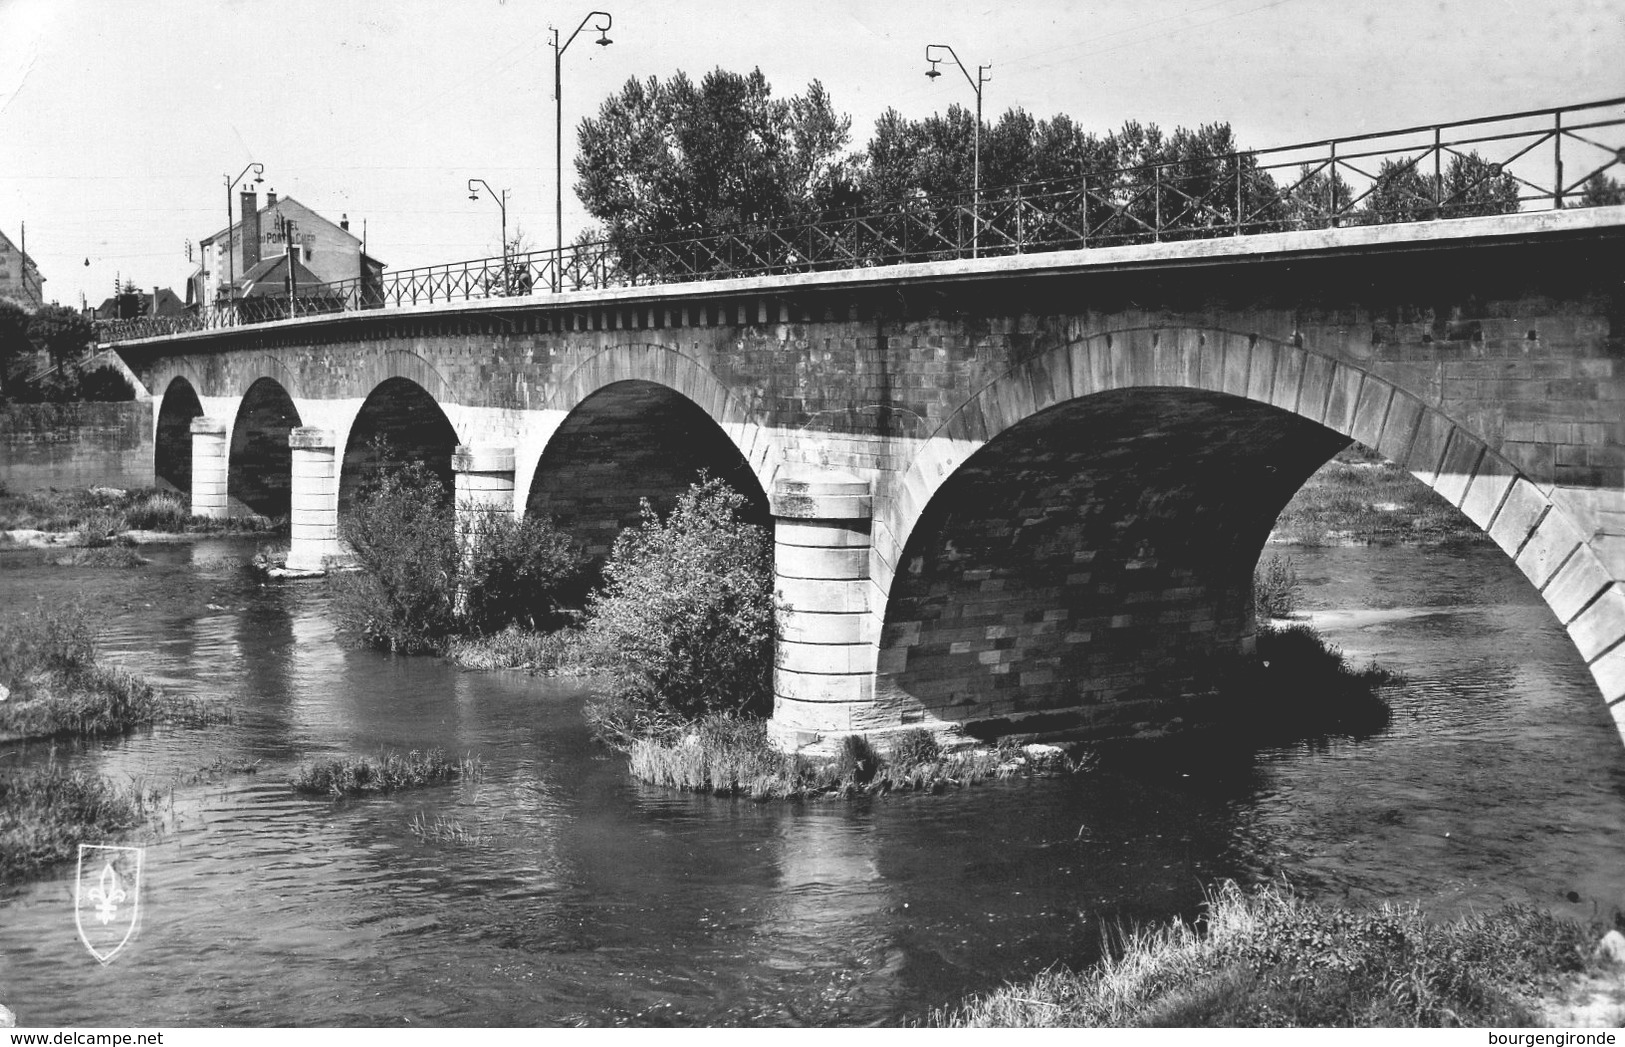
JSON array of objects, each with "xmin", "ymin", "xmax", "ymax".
[
  {"xmin": 227, "ymin": 377, "xmax": 303, "ymax": 518},
  {"xmin": 154, "ymin": 375, "xmax": 204, "ymax": 494},
  {"xmin": 362, "ymin": 349, "xmax": 458, "ymax": 408},
  {"xmin": 547, "ymin": 343, "xmax": 773, "ymax": 496},
  {"xmin": 241, "ymin": 353, "xmax": 305, "ymax": 403},
  {"xmin": 529, "ymin": 377, "xmax": 771, "ymax": 589},
  {"xmin": 338, "ymin": 376, "xmax": 461, "ymax": 512}
]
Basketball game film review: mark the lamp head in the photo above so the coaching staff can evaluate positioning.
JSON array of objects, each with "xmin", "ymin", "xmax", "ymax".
[
  {"xmin": 595, "ymin": 26, "xmax": 612, "ymax": 45},
  {"xmin": 469, "ymin": 191, "xmax": 479, "ymax": 201},
  {"xmin": 925, "ymin": 60, "xmax": 941, "ymax": 79}
]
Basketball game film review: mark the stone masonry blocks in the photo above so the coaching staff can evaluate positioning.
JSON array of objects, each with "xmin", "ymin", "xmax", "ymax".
[
  {"xmin": 1565, "ymin": 584, "xmax": 1625, "ymax": 662},
  {"xmin": 1515, "ymin": 504, "xmax": 1588, "ymax": 591},
  {"xmin": 1542, "ymin": 548, "xmax": 1616, "ymax": 623},
  {"xmin": 772, "ymin": 470, "xmax": 876, "ymax": 741},
  {"xmin": 285, "ymin": 427, "xmax": 339, "ymax": 573},
  {"xmin": 1489, "ymin": 478, "xmax": 1555, "ymax": 561},
  {"xmin": 1459, "ymin": 451, "xmax": 1519, "ymax": 531},
  {"xmin": 189, "ymin": 416, "xmax": 229, "ymax": 520}
]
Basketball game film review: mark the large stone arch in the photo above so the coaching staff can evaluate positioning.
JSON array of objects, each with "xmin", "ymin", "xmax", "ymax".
[
  {"xmin": 227, "ymin": 377, "xmax": 303, "ymax": 518},
  {"xmin": 878, "ymin": 326, "xmax": 1625, "ymax": 739},
  {"xmin": 338, "ymin": 376, "xmax": 460, "ymax": 512}
]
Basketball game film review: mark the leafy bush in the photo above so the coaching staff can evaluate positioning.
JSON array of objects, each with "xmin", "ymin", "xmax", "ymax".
[
  {"xmin": 458, "ymin": 511, "xmax": 583, "ymax": 634},
  {"xmin": 580, "ymin": 477, "xmax": 776, "ymax": 744},
  {"xmin": 333, "ymin": 462, "xmax": 585, "ymax": 653},
  {"xmin": 333, "ymin": 463, "xmax": 461, "ymax": 653}
]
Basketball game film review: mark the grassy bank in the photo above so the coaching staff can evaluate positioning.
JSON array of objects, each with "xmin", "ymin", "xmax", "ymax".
[
  {"xmin": 0, "ymin": 763, "xmax": 167, "ymax": 881},
  {"xmin": 628, "ymin": 719, "xmax": 1079, "ymax": 800},
  {"xmin": 933, "ymin": 881, "xmax": 1600, "ymax": 1027},
  {"xmin": 443, "ymin": 625, "xmax": 586, "ymax": 673},
  {"xmin": 290, "ymin": 748, "xmax": 481, "ymax": 798},
  {"xmin": 0, "ymin": 484, "xmax": 277, "ymax": 539},
  {"xmin": 1272, "ymin": 445, "xmax": 1488, "ymax": 546},
  {"xmin": 0, "ymin": 600, "xmax": 228, "ymax": 743}
]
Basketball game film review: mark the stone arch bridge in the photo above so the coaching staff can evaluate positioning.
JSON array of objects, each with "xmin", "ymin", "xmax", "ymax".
[{"xmin": 107, "ymin": 209, "xmax": 1625, "ymax": 748}]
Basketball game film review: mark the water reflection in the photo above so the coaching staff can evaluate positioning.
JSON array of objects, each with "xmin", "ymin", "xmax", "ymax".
[{"xmin": 0, "ymin": 539, "xmax": 1623, "ymax": 1026}]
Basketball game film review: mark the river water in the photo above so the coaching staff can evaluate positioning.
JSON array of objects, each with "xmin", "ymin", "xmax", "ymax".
[{"xmin": 2, "ymin": 539, "xmax": 1623, "ymax": 1026}]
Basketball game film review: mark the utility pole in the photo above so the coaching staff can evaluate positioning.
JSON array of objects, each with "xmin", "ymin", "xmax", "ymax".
[{"xmin": 285, "ymin": 217, "xmax": 298, "ymax": 317}]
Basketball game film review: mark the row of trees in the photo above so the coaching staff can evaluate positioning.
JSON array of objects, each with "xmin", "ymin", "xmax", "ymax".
[{"xmin": 572, "ymin": 68, "xmax": 1624, "ymax": 278}]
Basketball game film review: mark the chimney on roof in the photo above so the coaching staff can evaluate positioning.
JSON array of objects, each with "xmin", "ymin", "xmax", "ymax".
[
  {"xmin": 340, "ymin": 213, "xmax": 349, "ymax": 232},
  {"xmin": 241, "ymin": 189, "xmax": 261, "ymax": 272},
  {"xmin": 151, "ymin": 287, "xmax": 161, "ymax": 318},
  {"xmin": 266, "ymin": 189, "xmax": 278, "ymax": 207}
]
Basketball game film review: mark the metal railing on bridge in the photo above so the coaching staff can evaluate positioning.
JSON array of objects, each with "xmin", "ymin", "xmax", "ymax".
[{"xmin": 98, "ymin": 96, "xmax": 1625, "ymax": 345}]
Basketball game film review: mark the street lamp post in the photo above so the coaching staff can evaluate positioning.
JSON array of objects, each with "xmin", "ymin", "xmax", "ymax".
[
  {"xmin": 924, "ymin": 44, "xmax": 990, "ymax": 258},
  {"xmin": 551, "ymin": 10, "xmax": 612, "ymax": 292},
  {"xmin": 467, "ymin": 177, "xmax": 510, "ymax": 273},
  {"xmin": 223, "ymin": 163, "xmax": 265, "ymax": 311}
]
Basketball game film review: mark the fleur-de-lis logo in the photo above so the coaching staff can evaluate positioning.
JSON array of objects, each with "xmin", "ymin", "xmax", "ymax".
[
  {"xmin": 86, "ymin": 861, "xmax": 127, "ymax": 925},
  {"xmin": 75, "ymin": 844, "xmax": 143, "ymax": 964}
]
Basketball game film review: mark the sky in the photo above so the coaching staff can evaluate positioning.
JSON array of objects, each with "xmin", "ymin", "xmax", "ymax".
[{"xmin": 1, "ymin": 0, "xmax": 1620, "ymax": 310}]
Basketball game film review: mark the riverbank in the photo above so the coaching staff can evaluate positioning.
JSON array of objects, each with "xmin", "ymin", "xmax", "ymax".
[
  {"xmin": 932, "ymin": 881, "xmax": 1618, "ymax": 1027},
  {"xmin": 0, "ymin": 484, "xmax": 278, "ymax": 549},
  {"xmin": 1271, "ymin": 445, "xmax": 1489, "ymax": 546},
  {"xmin": 0, "ymin": 763, "xmax": 169, "ymax": 881}
]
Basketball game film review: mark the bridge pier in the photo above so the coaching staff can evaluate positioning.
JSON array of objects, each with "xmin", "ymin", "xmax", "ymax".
[
  {"xmin": 285, "ymin": 427, "xmax": 339, "ymax": 573},
  {"xmin": 188, "ymin": 417, "xmax": 229, "ymax": 520},
  {"xmin": 768, "ymin": 472, "xmax": 878, "ymax": 747},
  {"xmin": 452, "ymin": 444, "xmax": 516, "ymax": 538},
  {"xmin": 451, "ymin": 445, "xmax": 516, "ymax": 612}
]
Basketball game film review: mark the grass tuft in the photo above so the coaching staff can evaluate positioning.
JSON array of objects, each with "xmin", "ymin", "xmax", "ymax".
[
  {"xmin": 932, "ymin": 881, "xmax": 1597, "ymax": 1028},
  {"xmin": 407, "ymin": 812, "xmax": 490, "ymax": 845},
  {"xmin": 443, "ymin": 626, "xmax": 586, "ymax": 674},
  {"xmin": 0, "ymin": 599, "xmax": 225, "ymax": 742},
  {"xmin": 0, "ymin": 762, "xmax": 167, "ymax": 881},
  {"xmin": 290, "ymin": 748, "xmax": 482, "ymax": 798}
]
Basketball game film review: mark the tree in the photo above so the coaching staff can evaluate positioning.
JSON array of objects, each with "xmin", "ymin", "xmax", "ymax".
[
  {"xmin": 1360, "ymin": 150, "xmax": 1520, "ymax": 224},
  {"xmin": 27, "ymin": 304, "xmax": 96, "ymax": 402},
  {"xmin": 575, "ymin": 67, "xmax": 855, "ymax": 275},
  {"xmin": 1359, "ymin": 157, "xmax": 1438, "ymax": 225},
  {"xmin": 0, "ymin": 299, "xmax": 32, "ymax": 402},
  {"xmin": 1280, "ymin": 163, "xmax": 1356, "ymax": 229},
  {"xmin": 856, "ymin": 110, "xmax": 1277, "ymax": 248},
  {"xmin": 1580, "ymin": 172, "xmax": 1625, "ymax": 207},
  {"xmin": 1439, "ymin": 152, "xmax": 1521, "ymax": 217}
]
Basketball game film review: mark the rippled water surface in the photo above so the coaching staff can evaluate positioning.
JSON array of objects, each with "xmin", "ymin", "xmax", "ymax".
[{"xmin": 2, "ymin": 538, "xmax": 1623, "ymax": 1026}]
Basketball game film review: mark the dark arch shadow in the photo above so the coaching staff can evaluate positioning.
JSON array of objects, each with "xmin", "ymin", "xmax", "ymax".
[
  {"xmin": 527, "ymin": 379, "xmax": 770, "ymax": 591},
  {"xmin": 880, "ymin": 386, "xmax": 1349, "ymax": 737},
  {"xmin": 339, "ymin": 377, "xmax": 459, "ymax": 513},
  {"xmin": 155, "ymin": 376, "xmax": 204, "ymax": 495},
  {"xmin": 228, "ymin": 377, "xmax": 302, "ymax": 519}
]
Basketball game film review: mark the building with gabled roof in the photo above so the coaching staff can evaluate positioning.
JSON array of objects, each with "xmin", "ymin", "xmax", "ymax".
[
  {"xmin": 0, "ymin": 227, "xmax": 45, "ymax": 311},
  {"xmin": 190, "ymin": 190, "xmax": 383, "ymax": 308}
]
